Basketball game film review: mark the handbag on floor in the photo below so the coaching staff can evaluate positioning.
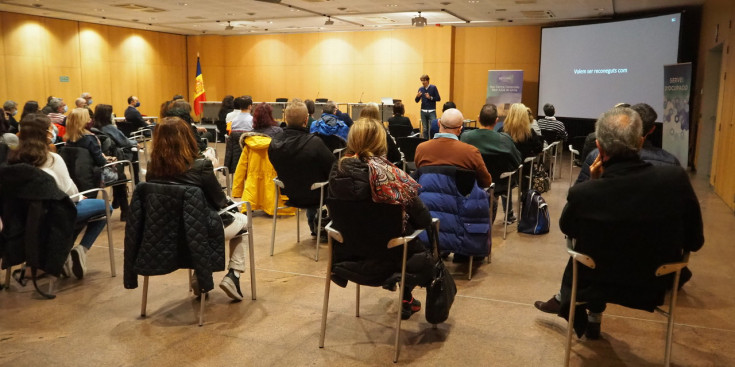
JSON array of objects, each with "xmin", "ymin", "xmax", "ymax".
[{"xmin": 425, "ymin": 259, "xmax": 457, "ymax": 324}]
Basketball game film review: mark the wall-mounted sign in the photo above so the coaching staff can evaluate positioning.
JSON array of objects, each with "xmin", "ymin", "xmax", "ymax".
[{"xmin": 59, "ymin": 76, "xmax": 70, "ymax": 82}]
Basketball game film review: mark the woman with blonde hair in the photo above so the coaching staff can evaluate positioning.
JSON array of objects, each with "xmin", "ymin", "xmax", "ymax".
[
  {"xmin": 357, "ymin": 103, "xmax": 402, "ymax": 163},
  {"xmin": 501, "ymin": 103, "xmax": 543, "ymax": 158},
  {"xmin": 328, "ymin": 118, "xmax": 432, "ymax": 320}
]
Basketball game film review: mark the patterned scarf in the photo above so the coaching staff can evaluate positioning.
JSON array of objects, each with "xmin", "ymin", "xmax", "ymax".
[{"xmin": 366, "ymin": 156, "xmax": 421, "ymax": 230}]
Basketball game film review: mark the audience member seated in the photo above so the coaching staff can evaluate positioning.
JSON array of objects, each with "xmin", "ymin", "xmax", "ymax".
[
  {"xmin": 533, "ymin": 107, "xmax": 704, "ymax": 339},
  {"xmin": 328, "ymin": 118, "xmax": 432, "ymax": 320},
  {"xmin": 10, "ymin": 113, "xmax": 110, "ymax": 280},
  {"xmin": 576, "ymin": 103, "xmax": 681, "ymax": 184},
  {"xmin": 305, "ymin": 99, "xmax": 317, "ymax": 130},
  {"xmin": 252, "ymin": 103, "xmax": 283, "ymax": 137},
  {"xmin": 415, "ymin": 108, "xmax": 492, "ymax": 188},
  {"xmin": 93, "ymin": 104, "xmax": 139, "ymax": 219},
  {"xmin": 124, "ymin": 96, "xmax": 151, "ymax": 137},
  {"xmin": 359, "ymin": 103, "xmax": 402, "ymax": 164},
  {"xmin": 64, "ymin": 108, "xmax": 112, "ymax": 193},
  {"xmin": 269, "ymin": 101, "xmax": 335, "ymax": 239},
  {"xmin": 311, "ymin": 100, "xmax": 349, "ymax": 141},
  {"xmin": 146, "ymin": 117, "xmax": 250, "ymax": 301},
  {"xmin": 499, "ymin": 103, "xmax": 544, "ymax": 160},
  {"xmin": 45, "ymin": 97, "xmax": 67, "ymax": 140},
  {"xmin": 387, "ymin": 101, "xmax": 412, "ymax": 133},
  {"xmin": 20, "ymin": 100, "xmax": 40, "ymax": 121},
  {"xmin": 461, "ymin": 103, "xmax": 522, "ymax": 222},
  {"xmin": 537, "ymin": 103, "xmax": 568, "ymax": 144},
  {"xmin": 0, "ymin": 110, "xmax": 18, "ymax": 149},
  {"xmin": 3, "ymin": 100, "xmax": 19, "ymax": 133},
  {"xmin": 216, "ymin": 95, "xmax": 234, "ymax": 143},
  {"xmin": 428, "ymin": 102, "xmax": 456, "ymax": 139},
  {"xmin": 225, "ymin": 96, "xmax": 254, "ymax": 174}
]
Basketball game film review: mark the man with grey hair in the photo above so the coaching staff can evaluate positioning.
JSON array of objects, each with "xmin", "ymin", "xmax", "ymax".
[
  {"xmin": 81, "ymin": 92, "xmax": 93, "ymax": 107},
  {"xmin": 46, "ymin": 97, "xmax": 67, "ymax": 126},
  {"xmin": 75, "ymin": 97, "xmax": 87, "ymax": 108},
  {"xmin": 310, "ymin": 100, "xmax": 349, "ymax": 141},
  {"xmin": 415, "ymin": 108, "xmax": 492, "ymax": 187},
  {"xmin": 534, "ymin": 107, "xmax": 703, "ymax": 340},
  {"xmin": 3, "ymin": 100, "xmax": 18, "ymax": 133}
]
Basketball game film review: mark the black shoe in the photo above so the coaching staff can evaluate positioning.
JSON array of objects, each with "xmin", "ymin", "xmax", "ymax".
[
  {"xmin": 219, "ymin": 269, "xmax": 243, "ymax": 301},
  {"xmin": 401, "ymin": 297, "xmax": 421, "ymax": 320},
  {"xmin": 585, "ymin": 321, "xmax": 601, "ymax": 340},
  {"xmin": 503, "ymin": 214, "xmax": 517, "ymax": 225},
  {"xmin": 534, "ymin": 295, "xmax": 561, "ymax": 314}
]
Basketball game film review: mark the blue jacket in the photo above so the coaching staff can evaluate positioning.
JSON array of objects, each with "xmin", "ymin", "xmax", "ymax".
[
  {"xmin": 311, "ymin": 113, "xmax": 349, "ymax": 141},
  {"xmin": 414, "ymin": 166, "xmax": 491, "ymax": 256}
]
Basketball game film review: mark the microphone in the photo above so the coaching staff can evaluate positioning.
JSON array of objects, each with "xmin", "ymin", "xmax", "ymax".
[{"xmin": 359, "ymin": 91, "xmax": 364, "ymax": 103}]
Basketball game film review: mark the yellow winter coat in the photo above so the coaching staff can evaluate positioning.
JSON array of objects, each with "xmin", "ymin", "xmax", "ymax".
[{"xmin": 232, "ymin": 132, "xmax": 295, "ymax": 216}]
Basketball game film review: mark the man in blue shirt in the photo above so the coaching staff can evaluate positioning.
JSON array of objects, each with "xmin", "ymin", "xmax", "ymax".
[{"xmin": 415, "ymin": 74, "xmax": 441, "ymax": 139}]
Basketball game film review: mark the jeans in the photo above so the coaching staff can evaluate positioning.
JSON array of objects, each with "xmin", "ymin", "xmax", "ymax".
[
  {"xmin": 74, "ymin": 199, "xmax": 111, "ymax": 249},
  {"xmin": 306, "ymin": 206, "xmax": 319, "ymax": 234},
  {"xmin": 420, "ymin": 110, "xmax": 436, "ymax": 139}
]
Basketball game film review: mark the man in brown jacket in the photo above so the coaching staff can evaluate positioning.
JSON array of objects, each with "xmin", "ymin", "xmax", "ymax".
[{"xmin": 414, "ymin": 108, "xmax": 492, "ymax": 187}]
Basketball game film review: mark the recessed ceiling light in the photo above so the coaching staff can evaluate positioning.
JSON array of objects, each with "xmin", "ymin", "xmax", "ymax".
[
  {"xmin": 290, "ymin": 8, "xmax": 299, "ymax": 12},
  {"xmin": 267, "ymin": 21, "xmax": 273, "ymax": 24},
  {"xmin": 468, "ymin": 0, "xmax": 480, "ymax": 3},
  {"xmin": 93, "ymin": 8, "xmax": 104, "ymax": 12},
  {"xmin": 386, "ymin": 4, "xmax": 398, "ymax": 7},
  {"xmin": 177, "ymin": 2, "xmax": 188, "ymax": 6}
]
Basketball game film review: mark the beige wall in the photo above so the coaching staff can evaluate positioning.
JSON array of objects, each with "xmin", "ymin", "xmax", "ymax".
[
  {"xmin": 697, "ymin": 0, "xmax": 735, "ymax": 209},
  {"xmin": 0, "ymin": 11, "xmax": 187, "ymax": 117},
  {"xmin": 453, "ymin": 26, "xmax": 541, "ymax": 121},
  {"xmin": 187, "ymin": 26, "xmax": 455, "ymax": 126}
]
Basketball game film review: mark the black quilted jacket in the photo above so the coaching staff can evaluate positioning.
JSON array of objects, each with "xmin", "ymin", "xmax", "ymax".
[{"xmin": 124, "ymin": 182, "xmax": 225, "ymax": 292}]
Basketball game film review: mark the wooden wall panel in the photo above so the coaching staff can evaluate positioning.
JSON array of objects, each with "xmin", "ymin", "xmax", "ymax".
[
  {"xmin": 452, "ymin": 26, "xmax": 541, "ymax": 124},
  {"xmin": 1, "ymin": 11, "xmax": 187, "ymax": 118}
]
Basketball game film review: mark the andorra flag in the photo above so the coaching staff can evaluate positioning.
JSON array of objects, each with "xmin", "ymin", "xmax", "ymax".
[{"xmin": 193, "ymin": 56, "xmax": 206, "ymax": 116}]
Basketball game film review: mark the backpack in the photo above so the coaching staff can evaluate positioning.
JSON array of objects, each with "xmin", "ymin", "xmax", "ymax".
[{"xmin": 518, "ymin": 190, "xmax": 550, "ymax": 235}]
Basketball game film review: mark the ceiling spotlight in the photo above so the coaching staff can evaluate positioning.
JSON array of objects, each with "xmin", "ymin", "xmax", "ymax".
[
  {"xmin": 412, "ymin": 11, "xmax": 427, "ymax": 27},
  {"xmin": 225, "ymin": 21, "xmax": 234, "ymax": 30},
  {"xmin": 324, "ymin": 16, "xmax": 334, "ymax": 26}
]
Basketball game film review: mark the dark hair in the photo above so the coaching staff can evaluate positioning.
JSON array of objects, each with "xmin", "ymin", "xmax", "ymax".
[
  {"xmin": 241, "ymin": 96, "xmax": 253, "ymax": 110},
  {"xmin": 393, "ymin": 101, "xmax": 405, "ymax": 116},
  {"xmin": 93, "ymin": 104, "xmax": 114, "ymax": 129},
  {"xmin": 21, "ymin": 101, "xmax": 40, "ymax": 121},
  {"xmin": 127, "ymin": 96, "xmax": 135, "ymax": 104},
  {"xmin": 0, "ymin": 108, "xmax": 8, "ymax": 135},
  {"xmin": 160, "ymin": 100, "xmax": 172, "ymax": 119},
  {"xmin": 631, "ymin": 103, "xmax": 657, "ymax": 136},
  {"xmin": 420, "ymin": 74, "xmax": 429, "ymax": 81},
  {"xmin": 172, "ymin": 94, "xmax": 184, "ymax": 101},
  {"xmin": 479, "ymin": 104, "xmax": 498, "ymax": 127},
  {"xmin": 233, "ymin": 97, "xmax": 245, "ymax": 110},
  {"xmin": 442, "ymin": 101, "xmax": 456, "ymax": 112},
  {"xmin": 165, "ymin": 100, "xmax": 194, "ymax": 124},
  {"xmin": 304, "ymin": 99, "xmax": 315, "ymax": 115},
  {"xmin": 147, "ymin": 116, "xmax": 199, "ymax": 179},
  {"xmin": 253, "ymin": 103, "xmax": 276, "ymax": 129},
  {"xmin": 220, "ymin": 95, "xmax": 235, "ymax": 113},
  {"xmin": 9, "ymin": 113, "xmax": 51, "ymax": 167},
  {"xmin": 543, "ymin": 103, "xmax": 555, "ymax": 117}
]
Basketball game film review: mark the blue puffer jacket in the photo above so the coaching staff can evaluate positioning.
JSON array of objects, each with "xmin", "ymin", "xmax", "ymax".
[
  {"xmin": 414, "ymin": 166, "xmax": 491, "ymax": 256},
  {"xmin": 311, "ymin": 113, "xmax": 349, "ymax": 140}
]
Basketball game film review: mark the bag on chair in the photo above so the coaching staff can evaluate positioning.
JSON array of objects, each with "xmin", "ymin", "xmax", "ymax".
[
  {"xmin": 518, "ymin": 190, "xmax": 550, "ymax": 235},
  {"xmin": 532, "ymin": 163, "xmax": 551, "ymax": 193}
]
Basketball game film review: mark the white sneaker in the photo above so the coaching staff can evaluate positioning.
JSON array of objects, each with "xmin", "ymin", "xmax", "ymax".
[
  {"xmin": 61, "ymin": 254, "xmax": 73, "ymax": 278},
  {"xmin": 70, "ymin": 245, "xmax": 87, "ymax": 279}
]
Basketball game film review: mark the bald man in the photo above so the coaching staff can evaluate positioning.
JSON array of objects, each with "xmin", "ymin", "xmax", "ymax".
[{"xmin": 414, "ymin": 108, "xmax": 492, "ymax": 187}]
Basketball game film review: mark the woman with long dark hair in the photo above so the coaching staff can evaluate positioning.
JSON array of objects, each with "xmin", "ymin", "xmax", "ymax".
[
  {"xmin": 216, "ymin": 95, "xmax": 234, "ymax": 142},
  {"xmin": 328, "ymin": 118, "xmax": 432, "ymax": 320},
  {"xmin": 9, "ymin": 113, "xmax": 110, "ymax": 280},
  {"xmin": 147, "ymin": 116, "xmax": 250, "ymax": 301}
]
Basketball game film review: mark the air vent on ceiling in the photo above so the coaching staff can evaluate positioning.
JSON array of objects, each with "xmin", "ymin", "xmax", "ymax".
[
  {"xmin": 254, "ymin": 0, "xmax": 282, "ymax": 3},
  {"xmin": 515, "ymin": 0, "xmax": 537, "ymax": 4},
  {"xmin": 521, "ymin": 10, "xmax": 555, "ymax": 19},
  {"xmin": 364, "ymin": 16, "xmax": 396, "ymax": 24},
  {"xmin": 300, "ymin": 0, "xmax": 330, "ymax": 2},
  {"xmin": 114, "ymin": 4, "xmax": 167, "ymax": 13},
  {"xmin": 187, "ymin": 16, "xmax": 206, "ymax": 20}
]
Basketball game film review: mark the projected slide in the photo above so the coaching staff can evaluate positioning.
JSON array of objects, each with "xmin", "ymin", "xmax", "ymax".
[{"xmin": 538, "ymin": 14, "xmax": 681, "ymax": 119}]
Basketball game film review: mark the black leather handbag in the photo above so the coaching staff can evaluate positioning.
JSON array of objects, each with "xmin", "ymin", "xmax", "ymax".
[{"xmin": 425, "ymin": 259, "xmax": 457, "ymax": 324}]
